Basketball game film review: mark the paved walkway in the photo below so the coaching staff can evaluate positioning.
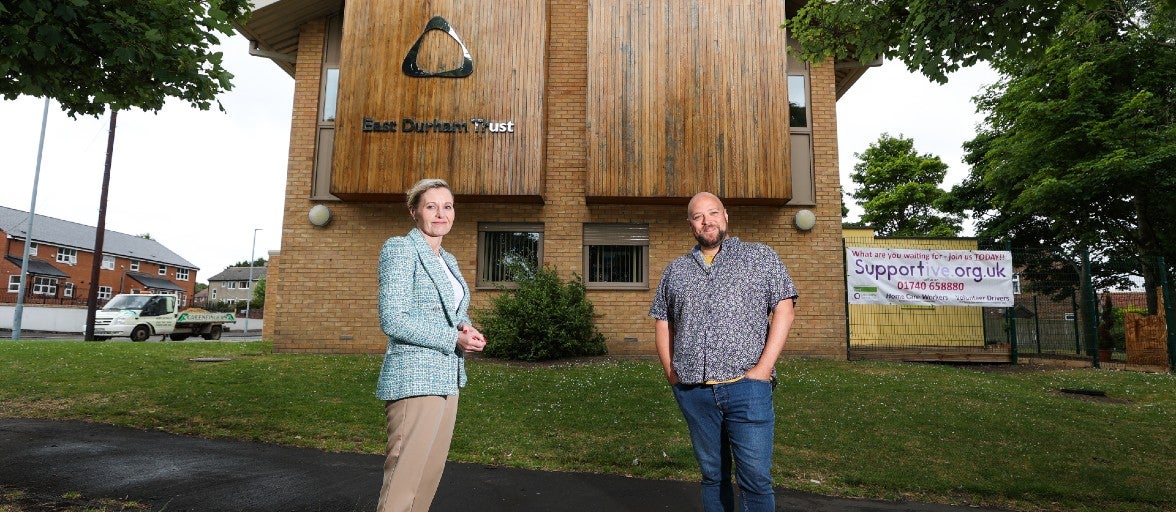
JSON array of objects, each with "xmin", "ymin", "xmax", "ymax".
[{"xmin": 0, "ymin": 419, "xmax": 1007, "ymax": 512}]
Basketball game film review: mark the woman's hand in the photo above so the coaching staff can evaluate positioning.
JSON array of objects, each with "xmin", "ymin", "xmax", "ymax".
[{"xmin": 457, "ymin": 324, "xmax": 487, "ymax": 353}]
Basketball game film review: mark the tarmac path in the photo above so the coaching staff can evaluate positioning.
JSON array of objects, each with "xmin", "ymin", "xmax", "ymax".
[{"xmin": 0, "ymin": 418, "xmax": 1007, "ymax": 512}]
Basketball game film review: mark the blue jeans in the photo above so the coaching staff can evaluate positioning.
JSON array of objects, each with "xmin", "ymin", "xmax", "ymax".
[{"xmin": 672, "ymin": 378, "xmax": 775, "ymax": 512}]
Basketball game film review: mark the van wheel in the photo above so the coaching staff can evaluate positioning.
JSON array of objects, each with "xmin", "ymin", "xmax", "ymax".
[
  {"xmin": 202, "ymin": 325, "xmax": 222, "ymax": 340},
  {"xmin": 170, "ymin": 334, "xmax": 190, "ymax": 341},
  {"xmin": 130, "ymin": 325, "xmax": 151, "ymax": 342}
]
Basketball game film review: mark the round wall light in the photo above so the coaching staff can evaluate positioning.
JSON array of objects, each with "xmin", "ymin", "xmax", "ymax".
[
  {"xmin": 794, "ymin": 209, "xmax": 816, "ymax": 231},
  {"xmin": 308, "ymin": 204, "xmax": 332, "ymax": 227}
]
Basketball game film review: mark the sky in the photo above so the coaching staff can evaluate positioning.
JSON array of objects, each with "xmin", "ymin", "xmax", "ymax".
[{"xmin": 0, "ymin": 33, "xmax": 999, "ymax": 283}]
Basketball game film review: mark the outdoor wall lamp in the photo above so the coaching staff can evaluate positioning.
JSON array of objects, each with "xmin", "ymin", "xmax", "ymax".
[
  {"xmin": 308, "ymin": 204, "xmax": 332, "ymax": 227},
  {"xmin": 794, "ymin": 209, "xmax": 816, "ymax": 231}
]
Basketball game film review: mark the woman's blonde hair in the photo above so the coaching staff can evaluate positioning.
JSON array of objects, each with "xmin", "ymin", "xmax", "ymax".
[{"xmin": 405, "ymin": 178, "xmax": 451, "ymax": 210}]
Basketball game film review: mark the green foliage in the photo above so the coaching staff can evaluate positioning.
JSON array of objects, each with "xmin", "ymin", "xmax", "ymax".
[
  {"xmin": 201, "ymin": 300, "xmax": 236, "ymax": 313},
  {"xmin": 783, "ymin": 0, "xmax": 1176, "ymax": 83},
  {"xmin": 0, "ymin": 0, "xmax": 251, "ymax": 117},
  {"xmin": 475, "ymin": 265, "xmax": 607, "ymax": 361},
  {"xmin": 251, "ymin": 277, "xmax": 266, "ymax": 309},
  {"xmin": 232, "ymin": 257, "xmax": 267, "ymax": 268},
  {"xmin": 849, "ymin": 133, "xmax": 962, "ymax": 237},
  {"xmin": 949, "ymin": 4, "xmax": 1176, "ymax": 304}
]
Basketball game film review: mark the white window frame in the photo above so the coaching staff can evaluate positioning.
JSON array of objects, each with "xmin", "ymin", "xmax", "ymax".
[
  {"xmin": 130, "ymin": 260, "xmax": 140, "ymax": 271},
  {"xmin": 32, "ymin": 276, "xmax": 58, "ymax": 295},
  {"xmin": 63, "ymin": 282, "xmax": 74, "ymax": 298},
  {"xmin": 28, "ymin": 242, "xmax": 38, "ymax": 256},
  {"xmin": 477, "ymin": 223, "xmax": 544, "ymax": 288},
  {"xmin": 57, "ymin": 247, "xmax": 77, "ymax": 265},
  {"xmin": 7, "ymin": 275, "xmax": 20, "ymax": 293},
  {"xmin": 228, "ymin": 282, "xmax": 237, "ymax": 289},
  {"xmin": 101, "ymin": 255, "xmax": 115, "ymax": 270},
  {"xmin": 159, "ymin": 265, "xmax": 168, "ymax": 276},
  {"xmin": 97, "ymin": 286, "xmax": 112, "ymax": 300},
  {"xmin": 211, "ymin": 288, "xmax": 217, "ymax": 300},
  {"xmin": 176, "ymin": 268, "xmax": 190, "ymax": 281},
  {"xmin": 583, "ymin": 224, "xmax": 650, "ymax": 290}
]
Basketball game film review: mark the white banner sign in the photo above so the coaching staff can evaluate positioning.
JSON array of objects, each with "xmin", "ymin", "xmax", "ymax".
[{"xmin": 846, "ymin": 247, "xmax": 1015, "ymax": 307}]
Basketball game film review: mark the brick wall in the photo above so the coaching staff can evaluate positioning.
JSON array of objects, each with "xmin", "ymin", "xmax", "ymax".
[{"xmin": 265, "ymin": 3, "xmax": 847, "ymax": 358}]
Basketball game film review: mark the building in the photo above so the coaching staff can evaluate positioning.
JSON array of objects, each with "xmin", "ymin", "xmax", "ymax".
[
  {"xmin": 1, "ymin": 206, "xmax": 198, "ymax": 307},
  {"xmin": 238, "ymin": 0, "xmax": 869, "ymax": 356},
  {"xmin": 206, "ymin": 266, "xmax": 268, "ymax": 306}
]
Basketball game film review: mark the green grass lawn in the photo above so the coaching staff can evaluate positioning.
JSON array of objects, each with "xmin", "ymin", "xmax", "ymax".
[{"xmin": 1, "ymin": 341, "xmax": 1172, "ymax": 511}]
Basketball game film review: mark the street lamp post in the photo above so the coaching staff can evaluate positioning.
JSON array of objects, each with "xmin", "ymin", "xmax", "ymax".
[{"xmin": 244, "ymin": 228, "xmax": 261, "ymax": 336}]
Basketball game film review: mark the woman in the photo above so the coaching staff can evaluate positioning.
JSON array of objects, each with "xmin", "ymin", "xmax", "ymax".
[{"xmin": 375, "ymin": 178, "xmax": 486, "ymax": 512}]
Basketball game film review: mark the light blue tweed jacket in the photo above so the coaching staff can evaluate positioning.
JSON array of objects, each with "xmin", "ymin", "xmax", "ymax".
[{"xmin": 376, "ymin": 228, "xmax": 472, "ymax": 401}]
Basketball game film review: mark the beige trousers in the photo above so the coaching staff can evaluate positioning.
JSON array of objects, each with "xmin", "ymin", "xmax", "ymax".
[{"xmin": 376, "ymin": 394, "xmax": 459, "ymax": 512}]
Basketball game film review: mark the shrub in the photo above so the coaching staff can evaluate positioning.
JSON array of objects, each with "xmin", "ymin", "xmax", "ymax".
[{"xmin": 475, "ymin": 265, "xmax": 607, "ymax": 361}]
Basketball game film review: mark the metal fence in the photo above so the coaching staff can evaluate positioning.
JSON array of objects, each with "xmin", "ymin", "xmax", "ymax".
[{"xmin": 844, "ymin": 237, "xmax": 1175, "ymax": 371}]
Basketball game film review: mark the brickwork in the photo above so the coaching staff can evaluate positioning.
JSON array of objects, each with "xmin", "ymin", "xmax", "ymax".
[{"xmin": 265, "ymin": 4, "xmax": 847, "ymax": 358}]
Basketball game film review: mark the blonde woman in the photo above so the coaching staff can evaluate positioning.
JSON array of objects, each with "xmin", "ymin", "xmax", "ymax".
[{"xmin": 375, "ymin": 178, "xmax": 486, "ymax": 511}]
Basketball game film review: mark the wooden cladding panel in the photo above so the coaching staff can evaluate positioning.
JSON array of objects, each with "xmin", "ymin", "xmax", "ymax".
[
  {"xmin": 332, "ymin": 0, "xmax": 546, "ymax": 200},
  {"xmin": 587, "ymin": 1, "xmax": 791, "ymax": 203}
]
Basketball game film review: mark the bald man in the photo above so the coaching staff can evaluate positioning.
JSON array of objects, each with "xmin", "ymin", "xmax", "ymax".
[{"xmin": 649, "ymin": 192, "xmax": 798, "ymax": 512}]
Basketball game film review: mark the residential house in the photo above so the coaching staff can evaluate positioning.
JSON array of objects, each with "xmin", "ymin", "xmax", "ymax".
[
  {"xmin": 236, "ymin": 0, "xmax": 870, "ymax": 355},
  {"xmin": 206, "ymin": 266, "xmax": 267, "ymax": 308},
  {"xmin": 0, "ymin": 206, "xmax": 198, "ymax": 307}
]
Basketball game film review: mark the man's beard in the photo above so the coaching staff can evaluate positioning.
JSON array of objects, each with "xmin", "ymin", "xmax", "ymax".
[{"xmin": 694, "ymin": 228, "xmax": 726, "ymax": 249}]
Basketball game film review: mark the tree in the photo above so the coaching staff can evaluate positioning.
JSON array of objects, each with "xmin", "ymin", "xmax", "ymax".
[
  {"xmin": 3, "ymin": 1, "xmax": 251, "ymax": 341},
  {"xmin": 251, "ymin": 277, "xmax": 266, "ymax": 310},
  {"xmin": 0, "ymin": 0, "xmax": 251, "ymax": 117},
  {"xmin": 784, "ymin": 0, "xmax": 1176, "ymax": 83},
  {"xmin": 947, "ymin": 4, "xmax": 1176, "ymax": 312},
  {"xmin": 848, "ymin": 134, "xmax": 962, "ymax": 237},
  {"xmin": 232, "ymin": 257, "xmax": 268, "ymax": 268}
]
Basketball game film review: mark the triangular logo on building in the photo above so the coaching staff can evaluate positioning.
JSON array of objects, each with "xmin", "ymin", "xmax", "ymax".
[{"xmin": 402, "ymin": 16, "xmax": 474, "ymax": 78}]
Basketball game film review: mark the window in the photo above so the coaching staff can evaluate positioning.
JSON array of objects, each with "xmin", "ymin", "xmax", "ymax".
[
  {"xmin": 29, "ymin": 242, "xmax": 38, "ymax": 256},
  {"xmin": 477, "ymin": 223, "xmax": 543, "ymax": 287},
  {"xmin": 788, "ymin": 75, "xmax": 808, "ymax": 128},
  {"xmin": 7, "ymin": 275, "xmax": 19, "ymax": 293},
  {"xmin": 583, "ymin": 224, "xmax": 649, "ymax": 289},
  {"xmin": 312, "ymin": 14, "xmax": 343, "ymax": 200},
  {"xmin": 239, "ymin": 281, "xmax": 249, "ymax": 289},
  {"xmin": 1064, "ymin": 313, "xmax": 1076, "ymax": 321},
  {"xmin": 176, "ymin": 268, "xmax": 189, "ymax": 281},
  {"xmin": 57, "ymin": 248, "xmax": 77, "ymax": 265},
  {"xmin": 322, "ymin": 68, "xmax": 340, "ymax": 122},
  {"xmin": 130, "ymin": 260, "xmax": 140, "ymax": 271},
  {"xmin": 32, "ymin": 276, "xmax": 58, "ymax": 295},
  {"xmin": 211, "ymin": 289, "xmax": 217, "ymax": 299},
  {"xmin": 228, "ymin": 282, "xmax": 237, "ymax": 289},
  {"xmin": 159, "ymin": 265, "xmax": 168, "ymax": 276},
  {"xmin": 1012, "ymin": 273, "xmax": 1022, "ymax": 294},
  {"xmin": 786, "ymin": 36, "xmax": 815, "ymax": 206},
  {"xmin": 101, "ymin": 255, "xmax": 115, "ymax": 270},
  {"xmin": 63, "ymin": 283, "xmax": 74, "ymax": 298},
  {"xmin": 97, "ymin": 286, "xmax": 112, "ymax": 300}
]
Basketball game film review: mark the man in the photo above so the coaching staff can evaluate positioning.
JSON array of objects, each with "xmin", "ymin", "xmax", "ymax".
[{"xmin": 649, "ymin": 192, "xmax": 798, "ymax": 512}]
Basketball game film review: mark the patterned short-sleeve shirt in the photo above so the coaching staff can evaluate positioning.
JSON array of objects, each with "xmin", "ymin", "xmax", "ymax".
[{"xmin": 649, "ymin": 237, "xmax": 798, "ymax": 384}]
